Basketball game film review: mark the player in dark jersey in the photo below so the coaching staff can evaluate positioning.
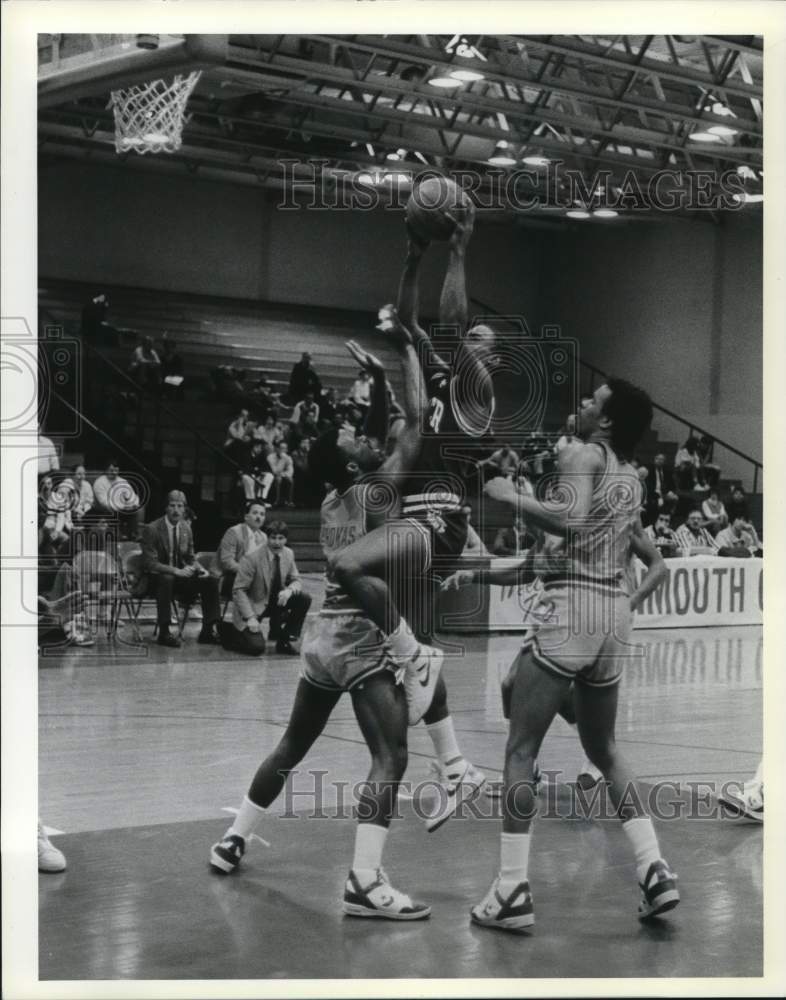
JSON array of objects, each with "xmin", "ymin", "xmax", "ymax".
[
  {"xmin": 331, "ymin": 206, "xmax": 497, "ymax": 738},
  {"xmin": 209, "ymin": 328, "xmax": 437, "ymax": 919}
]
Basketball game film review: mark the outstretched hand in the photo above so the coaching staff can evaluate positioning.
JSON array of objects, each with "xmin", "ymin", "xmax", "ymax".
[
  {"xmin": 440, "ymin": 569, "xmax": 475, "ymax": 592},
  {"xmin": 376, "ymin": 304, "xmax": 414, "ymax": 349},
  {"xmin": 346, "ymin": 339, "xmax": 385, "ymax": 375}
]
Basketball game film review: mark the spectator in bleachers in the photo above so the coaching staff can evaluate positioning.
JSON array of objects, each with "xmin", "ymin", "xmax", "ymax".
[
  {"xmin": 38, "ymin": 474, "xmax": 72, "ymax": 557},
  {"xmin": 227, "ymin": 519, "xmax": 312, "ymax": 655},
  {"xmin": 674, "ymin": 436, "xmax": 702, "ymax": 491},
  {"xmin": 701, "ymin": 490, "xmax": 728, "ymax": 535},
  {"xmin": 348, "ymin": 369, "xmax": 372, "ymax": 412},
  {"xmin": 241, "ymin": 442, "xmax": 273, "ymax": 503},
  {"xmin": 70, "ymin": 465, "xmax": 94, "ymax": 521},
  {"xmin": 674, "ymin": 509, "xmax": 718, "ymax": 556},
  {"xmin": 92, "ymin": 459, "xmax": 143, "ymax": 540},
  {"xmin": 483, "ymin": 444, "xmax": 520, "ymax": 480},
  {"xmin": 224, "ymin": 409, "xmax": 251, "ymax": 461},
  {"xmin": 268, "ymin": 441, "xmax": 294, "ymax": 507},
  {"xmin": 141, "ymin": 490, "xmax": 221, "ymax": 648},
  {"xmin": 318, "ymin": 386, "xmax": 338, "ymax": 428},
  {"xmin": 291, "ymin": 437, "xmax": 321, "ymax": 507},
  {"xmin": 716, "ymin": 516, "xmax": 763, "ymax": 557},
  {"xmin": 38, "ymin": 425, "xmax": 59, "ymax": 474},
  {"xmin": 217, "ymin": 501, "xmax": 268, "ymax": 596},
  {"xmin": 80, "ymin": 292, "xmax": 110, "ymax": 343},
  {"xmin": 254, "ymin": 416, "xmax": 279, "ymax": 450},
  {"xmin": 160, "ymin": 339, "xmax": 185, "ymax": 398},
  {"xmin": 726, "ymin": 485, "xmax": 751, "ymax": 524},
  {"xmin": 288, "ymin": 352, "xmax": 322, "ymax": 404},
  {"xmin": 645, "ymin": 453, "xmax": 678, "ymax": 524},
  {"xmin": 129, "ymin": 336, "xmax": 162, "ymax": 392},
  {"xmin": 291, "ymin": 392, "xmax": 320, "ymax": 434},
  {"xmin": 644, "ymin": 512, "xmax": 680, "ymax": 558},
  {"xmin": 697, "ymin": 434, "xmax": 721, "ymax": 489}
]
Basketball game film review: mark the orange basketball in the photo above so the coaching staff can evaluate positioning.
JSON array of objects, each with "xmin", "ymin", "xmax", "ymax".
[{"xmin": 406, "ymin": 176, "xmax": 470, "ymax": 242}]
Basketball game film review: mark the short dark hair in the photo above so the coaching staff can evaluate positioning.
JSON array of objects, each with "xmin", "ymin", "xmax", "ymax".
[
  {"xmin": 266, "ymin": 520, "xmax": 288, "ymax": 538},
  {"xmin": 602, "ymin": 378, "xmax": 653, "ymax": 459},
  {"xmin": 308, "ymin": 427, "xmax": 345, "ymax": 485},
  {"xmin": 244, "ymin": 500, "xmax": 266, "ymax": 513}
]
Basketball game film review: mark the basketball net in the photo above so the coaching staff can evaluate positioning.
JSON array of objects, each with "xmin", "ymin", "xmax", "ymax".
[{"xmin": 109, "ymin": 70, "xmax": 201, "ymax": 155}]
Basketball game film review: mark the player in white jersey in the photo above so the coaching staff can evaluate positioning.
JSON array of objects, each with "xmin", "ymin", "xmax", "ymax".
[
  {"xmin": 444, "ymin": 379, "xmax": 680, "ymax": 928},
  {"xmin": 210, "ymin": 325, "xmax": 441, "ymax": 920}
]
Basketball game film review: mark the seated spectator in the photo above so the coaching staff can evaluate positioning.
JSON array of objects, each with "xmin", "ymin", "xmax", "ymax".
[
  {"xmin": 645, "ymin": 453, "xmax": 678, "ymax": 524},
  {"xmin": 217, "ymin": 501, "xmax": 268, "ymax": 596},
  {"xmin": 70, "ymin": 464, "xmax": 95, "ymax": 522},
  {"xmin": 492, "ymin": 516, "xmax": 529, "ymax": 557},
  {"xmin": 93, "ymin": 459, "xmax": 143, "ymax": 540},
  {"xmin": 226, "ymin": 520, "xmax": 312, "ymax": 655},
  {"xmin": 141, "ymin": 490, "xmax": 221, "ymax": 648},
  {"xmin": 674, "ymin": 436, "xmax": 702, "ymax": 491},
  {"xmin": 701, "ymin": 490, "xmax": 728, "ymax": 535},
  {"xmin": 38, "ymin": 425, "xmax": 59, "ymax": 474},
  {"xmin": 673, "ymin": 509, "xmax": 718, "ymax": 556},
  {"xmin": 726, "ymin": 485, "xmax": 751, "ymax": 524},
  {"xmin": 288, "ymin": 352, "xmax": 322, "ymax": 404},
  {"xmin": 716, "ymin": 517, "xmax": 762, "ymax": 557},
  {"xmin": 129, "ymin": 336, "xmax": 162, "ymax": 392},
  {"xmin": 484, "ymin": 444, "xmax": 520, "ymax": 480},
  {"xmin": 224, "ymin": 409, "xmax": 251, "ymax": 460},
  {"xmin": 38, "ymin": 474, "xmax": 72, "ymax": 557},
  {"xmin": 554, "ymin": 414, "xmax": 577, "ymax": 454},
  {"xmin": 696, "ymin": 434, "xmax": 721, "ymax": 489},
  {"xmin": 347, "ymin": 369, "xmax": 372, "ymax": 412},
  {"xmin": 241, "ymin": 442, "xmax": 274, "ymax": 503},
  {"xmin": 160, "ymin": 339, "xmax": 185, "ymax": 397},
  {"xmin": 291, "ymin": 391, "xmax": 320, "ymax": 430},
  {"xmin": 254, "ymin": 415, "xmax": 279, "ymax": 450},
  {"xmin": 268, "ymin": 441, "xmax": 294, "ymax": 507},
  {"xmin": 644, "ymin": 512, "xmax": 680, "ymax": 558},
  {"xmin": 318, "ymin": 387, "xmax": 338, "ymax": 428}
]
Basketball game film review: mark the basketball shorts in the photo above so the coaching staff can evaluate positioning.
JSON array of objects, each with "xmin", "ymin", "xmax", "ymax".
[
  {"xmin": 402, "ymin": 509, "xmax": 469, "ymax": 571},
  {"xmin": 300, "ymin": 613, "xmax": 404, "ymax": 693},
  {"xmin": 514, "ymin": 581, "xmax": 635, "ymax": 689}
]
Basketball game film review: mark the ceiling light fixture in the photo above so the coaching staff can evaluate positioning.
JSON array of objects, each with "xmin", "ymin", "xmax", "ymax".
[
  {"xmin": 386, "ymin": 148, "xmax": 407, "ymax": 161},
  {"xmin": 707, "ymin": 124, "xmax": 738, "ymax": 137},
  {"xmin": 566, "ymin": 210, "xmax": 591, "ymax": 219},
  {"xmin": 488, "ymin": 140, "xmax": 516, "ymax": 166},
  {"xmin": 688, "ymin": 131, "xmax": 723, "ymax": 143},
  {"xmin": 450, "ymin": 69, "xmax": 485, "ymax": 82},
  {"xmin": 593, "ymin": 208, "xmax": 619, "ymax": 219},
  {"xmin": 522, "ymin": 154, "xmax": 551, "ymax": 167},
  {"xmin": 429, "ymin": 76, "xmax": 462, "ymax": 89}
]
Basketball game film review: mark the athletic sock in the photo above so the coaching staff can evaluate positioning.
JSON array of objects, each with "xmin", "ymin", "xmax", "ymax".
[
  {"xmin": 351, "ymin": 823, "xmax": 389, "ymax": 884},
  {"xmin": 228, "ymin": 795, "xmax": 266, "ymax": 841},
  {"xmin": 499, "ymin": 831, "xmax": 531, "ymax": 891},
  {"xmin": 387, "ymin": 618, "xmax": 420, "ymax": 660},
  {"xmin": 621, "ymin": 816, "xmax": 662, "ymax": 882},
  {"xmin": 426, "ymin": 717, "xmax": 467, "ymax": 775}
]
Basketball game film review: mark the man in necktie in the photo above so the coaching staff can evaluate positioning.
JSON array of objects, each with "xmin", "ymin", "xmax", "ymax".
[
  {"xmin": 216, "ymin": 502, "xmax": 268, "ymax": 600},
  {"xmin": 141, "ymin": 490, "xmax": 222, "ymax": 647},
  {"xmin": 228, "ymin": 520, "xmax": 312, "ymax": 655}
]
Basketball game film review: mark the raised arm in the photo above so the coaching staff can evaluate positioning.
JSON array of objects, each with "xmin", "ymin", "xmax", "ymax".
[
  {"xmin": 438, "ymin": 205, "xmax": 474, "ymax": 334},
  {"xmin": 397, "ymin": 229, "xmax": 450, "ymax": 372},
  {"xmin": 346, "ymin": 339, "xmax": 389, "ymax": 445}
]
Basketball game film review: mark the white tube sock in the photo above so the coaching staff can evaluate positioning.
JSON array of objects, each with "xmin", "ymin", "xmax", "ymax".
[
  {"xmin": 352, "ymin": 822, "xmax": 389, "ymax": 882},
  {"xmin": 621, "ymin": 816, "xmax": 661, "ymax": 882},
  {"xmin": 426, "ymin": 717, "xmax": 466, "ymax": 773},
  {"xmin": 229, "ymin": 795, "xmax": 266, "ymax": 841},
  {"xmin": 499, "ymin": 831, "xmax": 531, "ymax": 889}
]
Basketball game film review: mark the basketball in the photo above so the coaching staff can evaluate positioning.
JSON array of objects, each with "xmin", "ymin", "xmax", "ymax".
[{"xmin": 406, "ymin": 176, "xmax": 470, "ymax": 242}]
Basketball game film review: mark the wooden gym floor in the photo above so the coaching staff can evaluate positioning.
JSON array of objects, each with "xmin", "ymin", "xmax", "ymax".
[{"xmin": 38, "ymin": 612, "xmax": 763, "ymax": 981}]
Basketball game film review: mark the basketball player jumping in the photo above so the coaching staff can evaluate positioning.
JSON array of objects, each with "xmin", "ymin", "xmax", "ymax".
[
  {"xmin": 329, "ymin": 204, "xmax": 495, "ymax": 825},
  {"xmin": 444, "ymin": 379, "xmax": 680, "ymax": 928},
  {"xmin": 210, "ymin": 319, "xmax": 448, "ymax": 919}
]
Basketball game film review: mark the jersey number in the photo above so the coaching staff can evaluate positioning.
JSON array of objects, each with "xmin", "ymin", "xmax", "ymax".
[{"xmin": 428, "ymin": 398, "xmax": 445, "ymax": 433}]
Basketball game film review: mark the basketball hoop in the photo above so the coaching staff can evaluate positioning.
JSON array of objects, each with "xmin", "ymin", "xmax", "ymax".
[{"xmin": 109, "ymin": 70, "xmax": 201, "ymax": 155}]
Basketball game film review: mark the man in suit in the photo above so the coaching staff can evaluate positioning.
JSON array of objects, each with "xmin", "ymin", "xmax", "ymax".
[
  {"xmin": 216, "ymin": 501, "xmax": 268, "ymax": 598},
  {"xmin": 645, "ymin": 453, "xmax": 677, "ymax": 524},
  {"xmin": 141, "ymin": 490, "xmax": 221, "ymax": 648},
  {"xmin": 228, "ymin": 520, "xmax": 312, "ymax": 655}
]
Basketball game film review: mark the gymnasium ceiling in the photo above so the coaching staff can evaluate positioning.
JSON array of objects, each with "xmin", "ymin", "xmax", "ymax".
[{"xmin": 38, "ymin": 33, "xmax": 764, "ymax": 224}]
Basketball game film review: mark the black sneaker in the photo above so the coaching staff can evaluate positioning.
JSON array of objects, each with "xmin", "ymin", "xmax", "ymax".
[
  {"xmin": 198, "ymin": 624, "xmax": 222, "ymax": 645},
  {"xmin": 275, "ymin": 639, "xmax": 297, "ymax": 655},
  {"xmin": 157, "ymin": 631, "xmax": 181, "ymax": 648},
  {"xmin": 638, "ymin": 859, "xmax": 680, "ymax": 919},
  {"xmin": 210, "ymin": 832, "xmax": 245, "ymax": 874}
]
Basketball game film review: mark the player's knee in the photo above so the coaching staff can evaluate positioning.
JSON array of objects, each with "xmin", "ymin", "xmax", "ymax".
[
  {"xmin": 331, "ymin": 551, "xmax": 360, "ymax": 585},
  {"xmin": 583, "ymin": 739, "xmax": 616, "ymax": 772}
]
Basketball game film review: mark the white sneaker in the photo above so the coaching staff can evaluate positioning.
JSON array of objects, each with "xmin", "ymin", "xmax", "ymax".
[
  {"xmin": 38, "ymin": 822, "xmax": 66, "ymax": 873},
  {"xmin": 343, "ymin": 868, "xmax": 431, "ymax": 920},
  {"xmin": 719, "ymin": 780, "xmax": 763, "ymax": 822},
  {"xmin": 424, "ymin": 760, "xmax": 485, "ymax": 832},
  {"xmin": 470, "ymin": 876, "xmax": 534, "ymax": 931},
  {"xmin": 402, "ymin": 644, "xmax": 444, "ymax": 725}
]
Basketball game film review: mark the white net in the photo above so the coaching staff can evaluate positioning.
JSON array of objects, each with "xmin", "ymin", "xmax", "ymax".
[{"xmin": 109, "ymin": 70, "xmax": 202, "ymax": 155}]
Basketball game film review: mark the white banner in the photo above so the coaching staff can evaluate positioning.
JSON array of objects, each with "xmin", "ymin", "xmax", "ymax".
[{"xmin": 483, "ymin": 557, "xmax": 762, "ymax": 631}]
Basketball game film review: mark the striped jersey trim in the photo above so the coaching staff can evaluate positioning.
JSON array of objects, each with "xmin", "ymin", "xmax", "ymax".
[{"xmin": 402, "ymin": 491, "xmax": 462, "ymax": 506}]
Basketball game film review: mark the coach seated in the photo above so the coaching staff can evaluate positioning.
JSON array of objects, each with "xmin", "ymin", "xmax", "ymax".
[
  {"xmin": 141, "ymin": 490, "xmax": 221, "ymax": 648},
  {"xmin": 216, "ymin": 501, "xmax": 268, "ymax": 598},
  {"xmin": 226, "ymin": 520, "xmax": 311, "ymax": 656},
  {"xmin": 644, "ymin": 512, "xmax": 680, "ymax": 558},
  {"xmin": 673, "ymin": 509, "xmax": 718, "ymax": 557},
  {"xmin": 715, "ymin": 516, "xmax": 763, "ymax": 557}
]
